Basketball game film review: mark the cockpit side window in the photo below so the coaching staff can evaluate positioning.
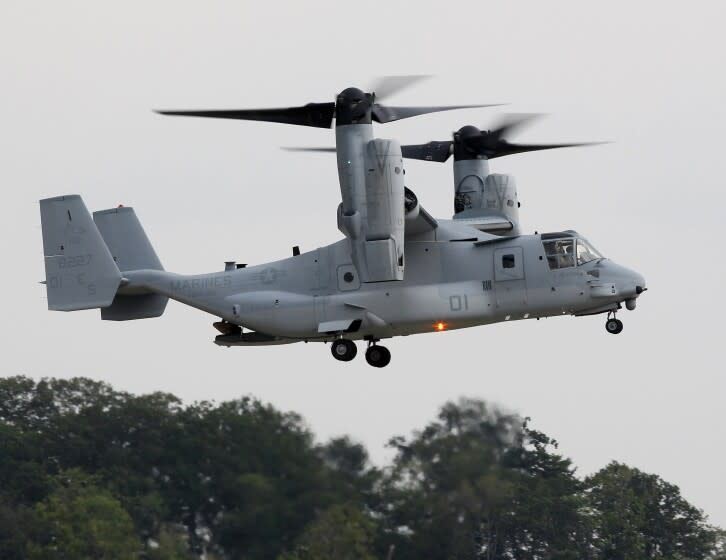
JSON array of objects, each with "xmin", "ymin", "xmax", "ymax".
[
  {"xmin": 543, "ymin": 239, "xmax": 575, "ymax": 270},
  {"xmin": 576, "ymin": 239, "xmax": 603, "ymax": 265}
]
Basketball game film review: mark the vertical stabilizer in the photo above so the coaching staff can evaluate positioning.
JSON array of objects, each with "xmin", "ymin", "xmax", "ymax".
[
  {"xmin": 40, "ymin": 195, "xmax": 122, "ymax": 311},
  {"xmin": 93, "ymin": 207, "xmax": 163, "ymax": 272},
  {"xmin": 93, "ymin": 206, "xmax": 168, "ymax": 320}
]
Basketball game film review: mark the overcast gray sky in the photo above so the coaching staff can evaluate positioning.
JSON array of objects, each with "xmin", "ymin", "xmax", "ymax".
[{"xmin": 2, "ymin": 0, "xmax": 725, "ymax": 527}]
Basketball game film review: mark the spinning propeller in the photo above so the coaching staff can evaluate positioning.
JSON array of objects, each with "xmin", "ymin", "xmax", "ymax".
[
  {"xmin": 284, "ymin": 114, "xmax": 605, "ymax": 159},
  {"xmin": 400, "ymin": 114, "xmax": 605, "ymax": 162},
  {"xmin": 156, "ymin": 76, "xmax": 497, "ymax": 128}
]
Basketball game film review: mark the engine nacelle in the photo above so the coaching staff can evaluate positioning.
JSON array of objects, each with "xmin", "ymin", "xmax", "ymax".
[
  {"xmin": 360, "ymin": 139, "xmax": 405, "ymax": 282},
  {"xmin": 482, "ymin": 173, "xmax": 520, "ymax": 228},
  {"xmin": 334, "ymin": 129, "xmax": 406, "ymax": 282},
  {"xmin": 452, "ymin": 158, "xmax": 521, "ymax": 235}
]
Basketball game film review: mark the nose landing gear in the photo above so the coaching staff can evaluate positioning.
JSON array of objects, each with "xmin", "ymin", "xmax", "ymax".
[
  {"xmin": 605, "ymin": 312, "xmax": 623, "ymax": 334},
  {"xmin": 331, "ymin": 338, "xmax": 357, "ymax": 361}
]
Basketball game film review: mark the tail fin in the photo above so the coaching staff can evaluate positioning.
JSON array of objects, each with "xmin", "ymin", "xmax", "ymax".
[
  {"xmin": 93, "ymin": 206, "xmax": 168, "ymax": 321},
  {"xmin": 40, "ymin": 195, "xmax": 122, "ymax": 311}
]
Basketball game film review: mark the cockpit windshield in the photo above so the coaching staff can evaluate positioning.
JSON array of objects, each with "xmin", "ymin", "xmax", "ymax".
[
  {"xmin": 542, "ymin": 236, "xmax": 603, "ymax": 270},
  {"xmin": 576, "ymin": 239, "xmax": 603, "ymax": 265}
]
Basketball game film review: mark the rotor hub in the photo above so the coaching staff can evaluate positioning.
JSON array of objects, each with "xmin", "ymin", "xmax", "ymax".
[
  {"xmin": 456, "ymin": 125, "xmax": 482, "ymax": 142},
  {"xmin": 335, "ymin": 87, "xmax": 374, "ymax": 126}
]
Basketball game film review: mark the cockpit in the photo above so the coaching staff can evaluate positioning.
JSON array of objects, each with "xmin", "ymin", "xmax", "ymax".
[{"xmin": 541, "ymin": 231, "xmax": 603, "ymax": 270}]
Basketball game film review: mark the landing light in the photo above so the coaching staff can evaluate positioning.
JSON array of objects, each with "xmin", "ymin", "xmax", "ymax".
[{"xmin": 435, "ymin": 322, "xmax": 447, "ymax": 332}]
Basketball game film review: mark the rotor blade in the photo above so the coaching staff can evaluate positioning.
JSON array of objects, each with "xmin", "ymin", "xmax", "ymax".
[
  {"xmin": 487, "ymin": 113, "xmax": 544, "ymax": 140},
  {"xmin": 400, "ymin": 141, "xmax": 453, "ymax": 162},
  {"xmin": 370, "ymin": 75, "xmax": 431, "ymax": 102},
  {"xmin": 155, "ymin": 102, "xmax": 336, "ymax": 128},
  {"xmin": 484, "ymin": 141, "xmax": 609, "ymax": 159},
  {"xmin": 282, "ymin": 147, "xmax": 336, "ymax": 153},
  {"xmin": 372, "ymin": 104, "xmax": 500, "ymax": 124}
]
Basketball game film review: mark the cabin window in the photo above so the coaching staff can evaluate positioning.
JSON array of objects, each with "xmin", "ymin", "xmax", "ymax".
[
  {"xmin": 502, "ymin": 254, "xmax": 516, "ymax": 269},
  {"xmin": 543, "ymin": 239, "xmax": 575, "ymax": 270}
]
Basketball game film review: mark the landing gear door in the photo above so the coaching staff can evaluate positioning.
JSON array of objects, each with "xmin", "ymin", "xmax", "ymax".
[{"xmin": 494, "ymin": 247, "xmax": 524, "ymax": 281}]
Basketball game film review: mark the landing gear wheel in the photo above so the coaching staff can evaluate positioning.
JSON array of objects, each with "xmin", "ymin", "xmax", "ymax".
[
  {"xmin": 365, "ymin": 345, "xmax": 391, "ymax": 368},
  {"xmin": 605, "ymin": 318, "xmax": 623, "ymax": 334},
  {"xmin": 331, "ymin": 339, "xmax": 357, "ymax": 362}
]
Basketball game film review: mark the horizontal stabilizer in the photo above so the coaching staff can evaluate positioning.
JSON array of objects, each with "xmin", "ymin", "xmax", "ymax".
[
  {"xmin": 40, "ymin": 195, "xmax": 121, "ymax": 311},
  {"xmin": 101, "ymin": 294, "xmax": 168, "ymax": 321}
]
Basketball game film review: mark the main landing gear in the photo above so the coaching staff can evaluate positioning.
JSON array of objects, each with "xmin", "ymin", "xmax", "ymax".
[
  {"xmin": 331, "ymin": 338, "xmax": 357, "ymax": 361},
  {"xmin": 605, "ymin": 312, "xmax": 624, "ymax": 334},
  {"xmin": 365, "ymin": 342, "xmax": 391, "ymax": 368},
  {"xmin": 330, "ymin": 338, "xmax": 391, "ymax": 368}
]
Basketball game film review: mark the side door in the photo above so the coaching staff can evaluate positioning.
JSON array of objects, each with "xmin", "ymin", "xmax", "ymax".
[{"xmin": 493, "ymin": 247, "xmax": 527, "ymax": 310}]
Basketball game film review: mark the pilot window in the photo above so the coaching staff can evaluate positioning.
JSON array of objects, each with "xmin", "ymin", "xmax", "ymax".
[
  {"xmin": 502, "ymin": 254, "xmax": 516, "ymax": 269},
  {"xmin": 576, "ymin": 239, "xmax": 603, "ymax": 265},
  {"xmin": 543, "ymin": 239, "xmax": 575, "ymax": 270}
]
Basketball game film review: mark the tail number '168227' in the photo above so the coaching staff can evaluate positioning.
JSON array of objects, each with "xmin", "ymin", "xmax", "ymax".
[{"xmin": 57, "ymin": 254, "xmax": 92, "ymax": 268}]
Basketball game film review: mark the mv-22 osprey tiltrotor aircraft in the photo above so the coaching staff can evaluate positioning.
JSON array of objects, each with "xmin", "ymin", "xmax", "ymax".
[{"xmin": 39, "ymin": 78, "xmax": 646, "ymax": 368}]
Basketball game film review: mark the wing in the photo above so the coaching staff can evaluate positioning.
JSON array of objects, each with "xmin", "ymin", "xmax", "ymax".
[{"xmin": 406, "ymin": 205, "xmax": 438, "ymax": 238}]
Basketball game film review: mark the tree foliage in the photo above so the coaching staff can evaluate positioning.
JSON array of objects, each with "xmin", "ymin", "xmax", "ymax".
[
  {"xmin": 0, "ymin": 377, "xmax": 720, "ymax": 559},
  {"xmin": 584, "ymin": 462, "xmax": 718, "ymax": 559},
  {"xmin": 379, "ymin": 399, "xmax": 590, "ymax": 559},
  {"xmin": 278, "ymin": 503, "xmax": 378, "ymax": 560},
  {"xmin": 27, "ymin": 469, "xmax": 140, "ymax": 560}
]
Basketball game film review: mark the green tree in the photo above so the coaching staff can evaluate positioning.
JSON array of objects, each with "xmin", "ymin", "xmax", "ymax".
[
  {"xmin": 278, "ymin": 503, "xmax": 377, "ymax": 560},
  {"xmin": 319, "ymin": 436, "xmax": 381, "ymax": 506},
  {"xmin": 2, "ymin": 377, "xmax": 722, "ymax": 560},
  {"xmin": 146, "ymin": 524, "xmax": 195, "ymax": 560},
  {"xmin": 26, "ymin": 469, "xmax": 140, "ymax": 560},
  {"xmin": 0, "ymin": 499, "xmax": 37, "ymax": 560},
  {"xmin": 164, "ymin": 398, "xmax": 338, "ymax": 558},
  {"xmin": 380, "ymin": 399, "xmax": 590, "ymax": 560},
  {"xmin": 0, "ymin": 377, "xmax": 368, "ymax": 559},
  {"xmin": 585, "ymin": 462, "xmax": 718, "ymax": 559},
  {"xmin": 707, "ymin": 530, "xmax": 726, "ymax": 559}
]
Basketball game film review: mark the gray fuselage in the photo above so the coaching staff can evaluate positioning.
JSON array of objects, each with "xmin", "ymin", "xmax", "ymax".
[{"xmin": 122, "ymin": 220, "xmax": 645, "ymax": 343}]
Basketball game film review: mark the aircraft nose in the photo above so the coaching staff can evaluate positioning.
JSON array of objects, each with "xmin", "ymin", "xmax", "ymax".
[
  {"xmin": 621, "ymin": 269, "xmax": 645, "ymax": 296},
  {"xmin": 624, "ymin": 271, "xmax": 646, "ymax": 310}
]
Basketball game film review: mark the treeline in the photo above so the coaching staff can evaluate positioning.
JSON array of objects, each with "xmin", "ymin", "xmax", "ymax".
[{"xmin": 0, "ymin": 376, "xmax": 723, "ymax": 559}]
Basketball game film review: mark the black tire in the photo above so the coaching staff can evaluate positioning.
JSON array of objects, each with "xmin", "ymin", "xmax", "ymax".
[
  {"xmin": 606, "ymin": 318, "xmax": 623, "ymax": 334},
  {"xmin": 331, "ymin": 339, "xmax": 357, "ymax": 361},
  {"xmin": 365, "ymin": 345, "xmax": 391, "ymax": 368}
]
